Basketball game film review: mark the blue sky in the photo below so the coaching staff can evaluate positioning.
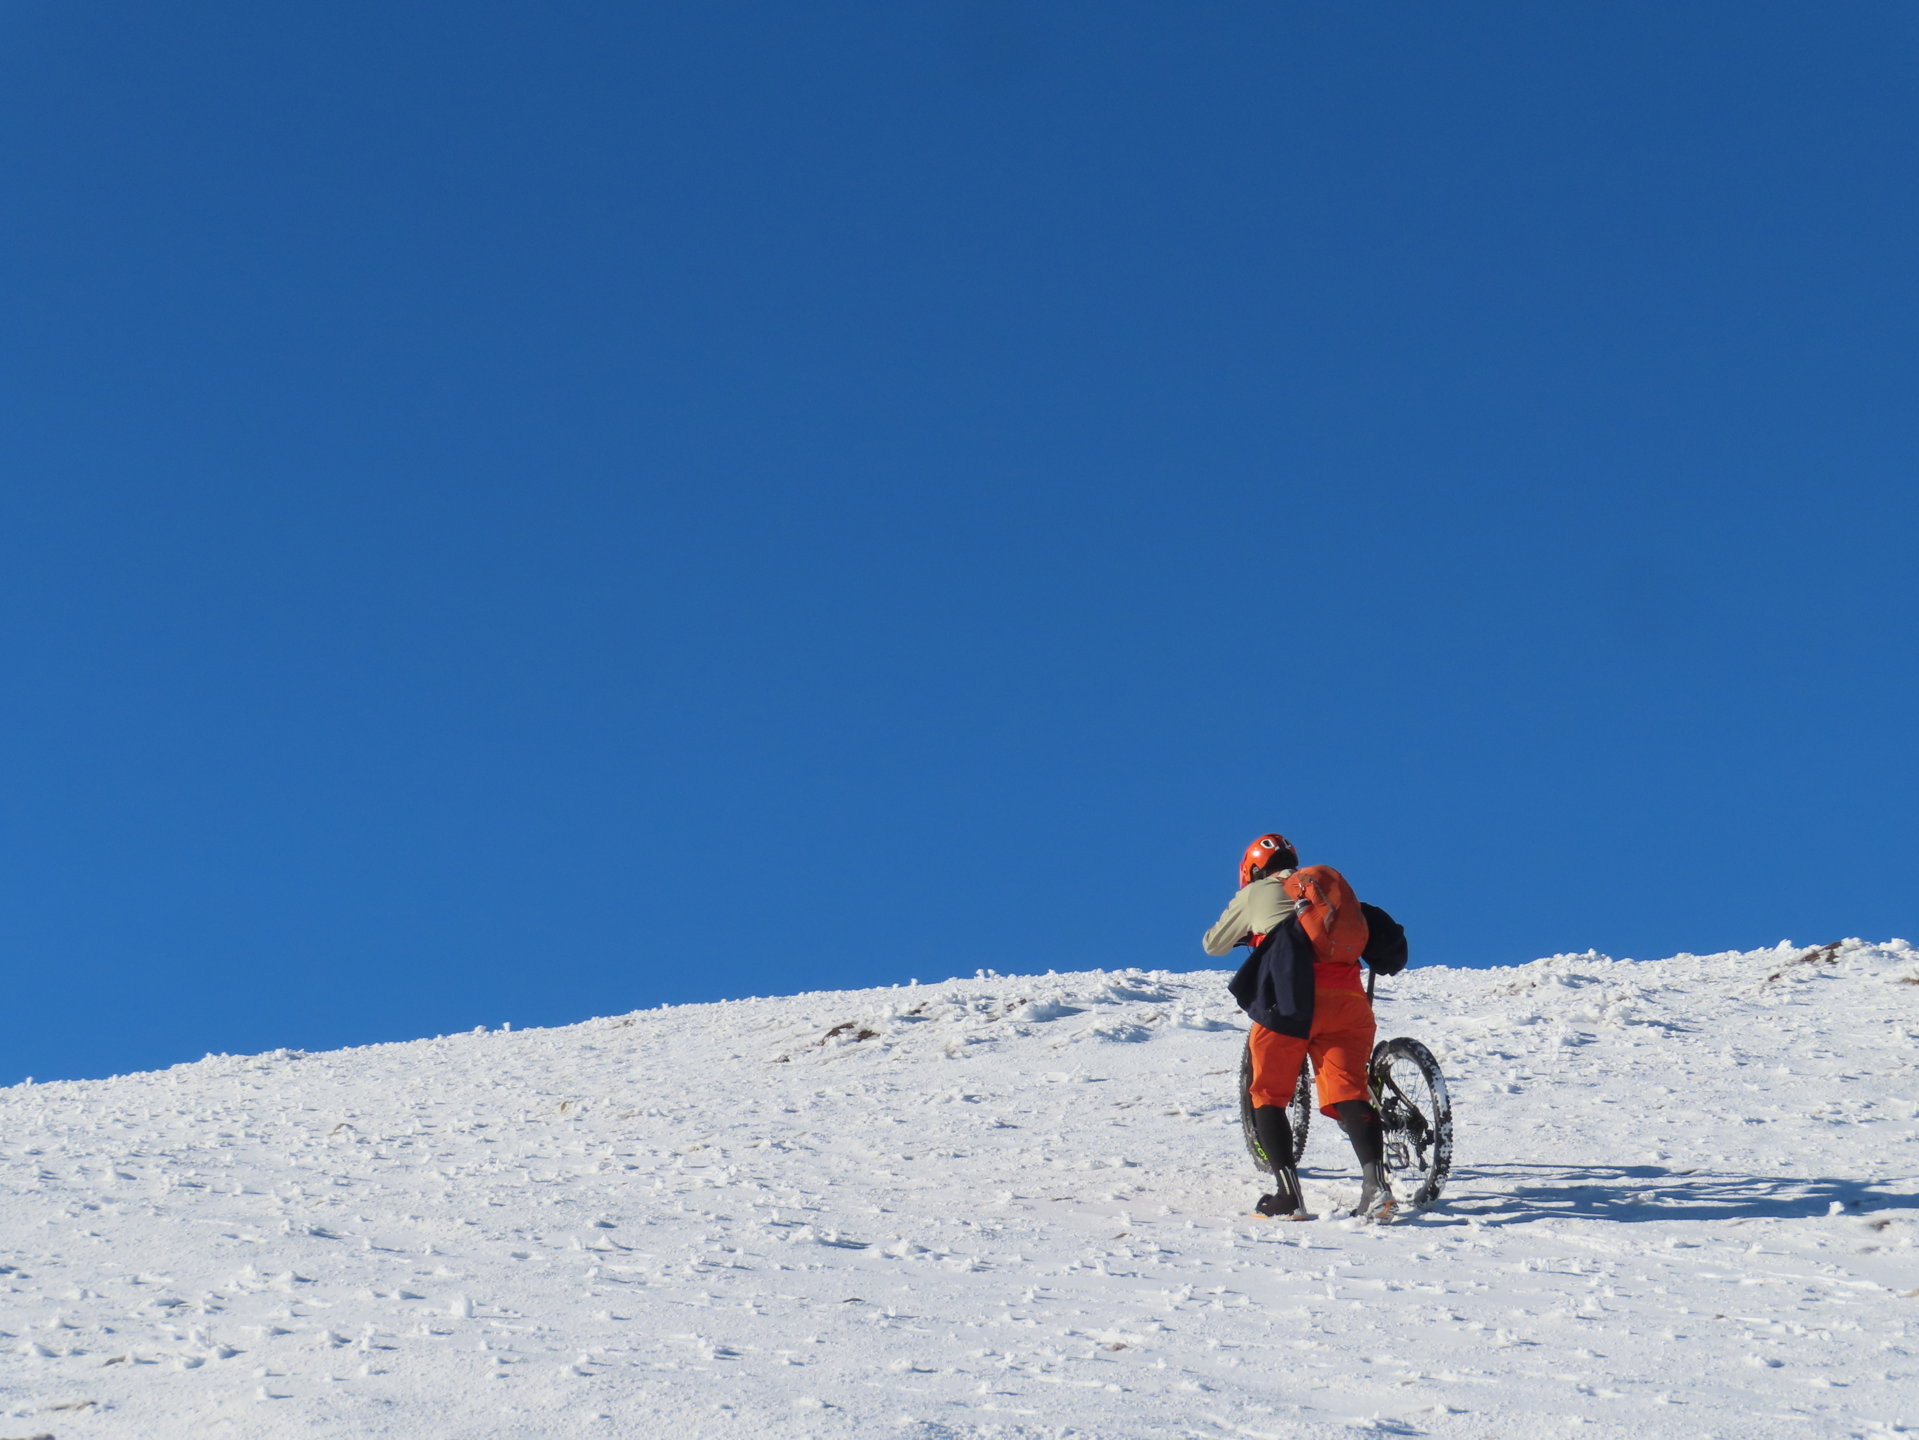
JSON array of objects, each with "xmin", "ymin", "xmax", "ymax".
[{"xmin": 2, "ymin": 2, "xmax": 1914, "ymax": 1084}]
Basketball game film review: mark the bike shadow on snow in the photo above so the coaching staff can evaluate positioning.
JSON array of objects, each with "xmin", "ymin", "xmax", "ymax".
[{"xmin": 1420, "ymin": 1164, "xmax": 1919, "ymax": 1225}]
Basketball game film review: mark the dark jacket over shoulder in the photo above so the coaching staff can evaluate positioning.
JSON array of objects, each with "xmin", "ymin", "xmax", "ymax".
[{"xmin": 1226, "ymin": 917, "xmax": 1318, "ymax": 1039}]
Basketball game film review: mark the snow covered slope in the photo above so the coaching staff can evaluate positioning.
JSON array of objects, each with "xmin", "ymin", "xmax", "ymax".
[{"xmin": 3, "ymin": 940, "xmax": 1917, "ymax": 1439}]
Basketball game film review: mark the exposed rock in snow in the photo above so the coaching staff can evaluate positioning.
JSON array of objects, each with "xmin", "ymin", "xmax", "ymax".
[{"xmin": 2, "ymin": 939, "xmax": 1915, "ymax": 1437}]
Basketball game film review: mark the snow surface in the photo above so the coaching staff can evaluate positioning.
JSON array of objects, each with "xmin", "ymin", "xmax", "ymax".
[{"xmin": 3, "ymin": 940, "xmax": 1918, "ymax": 1439}]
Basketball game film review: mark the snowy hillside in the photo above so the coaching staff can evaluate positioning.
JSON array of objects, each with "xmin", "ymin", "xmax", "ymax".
[{"xmin": 3, "ymin": 940, "xmax": 1917, "ymax": 1439}]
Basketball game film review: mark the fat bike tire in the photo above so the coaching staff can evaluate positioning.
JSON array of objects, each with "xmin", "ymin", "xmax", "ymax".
[
  {"xmin": 1238, "ymin": 1042, "xmax": 1313, "ymax": 1174},
  {"xmin": 1368, "ymin": 1037, "xmax": 1453, "ymax": 1207}
]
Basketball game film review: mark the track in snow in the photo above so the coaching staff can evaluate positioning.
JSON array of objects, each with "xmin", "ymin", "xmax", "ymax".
[{"xmin": 2, "ymin": 939, "xmax": 1916, "ymax": 1438}]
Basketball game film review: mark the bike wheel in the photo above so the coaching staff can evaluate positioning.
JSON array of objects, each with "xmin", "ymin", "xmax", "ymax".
[
  {"xmin": 1369, "ymin": 1037, "xmax": 1453, "ymax": 1206},
  {"xmin": 1238, "ymin": 1042, "xmax": 1312, "ymax": 1173}
]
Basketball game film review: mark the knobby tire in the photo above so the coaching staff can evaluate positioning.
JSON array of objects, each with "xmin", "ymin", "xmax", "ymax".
[{"xmin": 1369, "ymin": 1036, "xmax": 1453, "ymax": 1207}]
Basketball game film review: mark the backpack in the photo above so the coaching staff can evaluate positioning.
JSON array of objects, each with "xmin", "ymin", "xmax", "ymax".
[
  {"xmin": 1358, "ymin": 902, "xmax": 1408, "ymax": 976},
  {"xmin": 1282, "ymin": 865, "xmax": 1369, "ymax": 967}
]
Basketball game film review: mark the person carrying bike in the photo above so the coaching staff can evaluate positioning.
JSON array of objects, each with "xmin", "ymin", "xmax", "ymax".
[{"xmin": 1205, "ymin": 832, "xmax": 1399, "ymax": 1222}]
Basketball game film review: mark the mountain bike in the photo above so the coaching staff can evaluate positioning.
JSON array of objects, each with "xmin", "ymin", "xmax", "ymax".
[{"xmin": 1236, "ymin": 973, "xmax": 1453, "ymax": 1208}]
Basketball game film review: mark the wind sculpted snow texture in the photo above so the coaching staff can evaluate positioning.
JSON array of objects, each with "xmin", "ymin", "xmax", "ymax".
[{"xmin": 2, "ymin": 943, "xmax": 1917, "ymax": 1439}]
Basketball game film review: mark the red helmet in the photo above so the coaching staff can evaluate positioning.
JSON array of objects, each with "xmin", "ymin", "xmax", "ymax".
[{"xmin": 1238, "ymin": 832, "xmax": 1298, "ymax": 888}]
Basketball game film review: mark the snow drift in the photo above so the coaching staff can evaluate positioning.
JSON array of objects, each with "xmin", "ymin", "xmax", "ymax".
[{"xmin": 2, "ymin": 939, "xmax": 1916, "ymax": 1438}]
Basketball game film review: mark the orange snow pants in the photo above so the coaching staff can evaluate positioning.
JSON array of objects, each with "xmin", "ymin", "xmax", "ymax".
[{"xmin": 1246, "ymin": 987, "xmax": 1376, "ymax": 1117}]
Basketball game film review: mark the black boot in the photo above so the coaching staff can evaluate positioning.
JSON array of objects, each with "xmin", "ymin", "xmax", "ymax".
[
  {"xmin": 1251, "ymin": 1106, "xmax": 1308, "ymax": 1218},
  {"xmin": 1333, "ymin": 1100, "xmax": 1396, "ymax": 1221},
  {"xmin": 1254, "ymin": 1163, "xmax": 1307, "ymax": 1218},
  {"xmin": 1355, "ymin": 1161, "xmax": 1397, "ymax": 1221}
]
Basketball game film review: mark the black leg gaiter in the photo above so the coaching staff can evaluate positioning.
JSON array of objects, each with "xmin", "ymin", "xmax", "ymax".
[
  {"xmin": 1332, "ymin": 1099, "xmax": 1384, "ymax": 1168},
  {"xmin": 1252, "ymin": 1105, "xmax": 1295, "ymax": 1175}
]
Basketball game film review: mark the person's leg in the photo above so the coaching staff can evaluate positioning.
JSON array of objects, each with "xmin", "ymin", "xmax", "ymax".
[
  {"xmin": 1251, "ymin": 1104, "xmax": 1296, "ymax": 1176},
  {"xmin": 1330, "ymin": 1099, "xmax": 1383, "ymax": 1164},
  {"xmin": 1309, "ymin": 991, "xmax": 1396, "ymax": 1218},
  {"xmin": 1331, "ymin": 1098, "xmax": 1395, "ymax": 1214},
  {"xmin": 1246, "ymin": 1023, "xmax": 1309, "ymax": 1216}
]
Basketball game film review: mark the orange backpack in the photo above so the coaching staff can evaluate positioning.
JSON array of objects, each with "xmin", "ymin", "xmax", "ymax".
[{"xmin": 1283, "ymin": 865, "xmax": 1371, "ymax": 967}]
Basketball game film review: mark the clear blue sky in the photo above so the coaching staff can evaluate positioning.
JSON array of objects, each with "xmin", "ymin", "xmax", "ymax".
[{"xmin": 2, "ymin": 3, "xmax": 1914, "ymax": 1085}]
